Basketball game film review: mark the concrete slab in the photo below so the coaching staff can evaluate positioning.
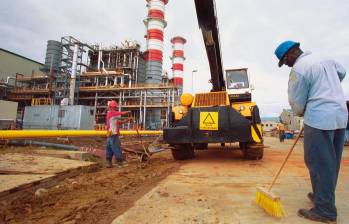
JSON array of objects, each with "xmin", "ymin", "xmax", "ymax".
[
  {"xmin": 0, "ymin": 174, "xmax": 53, "ymax": 193},
  {"xmin": 112, "ymin": 137, "xmax": 349, "ymax": 224},
  {"xmin": 0, "ymin": 153, "xmax": 96, "ymax": 174}
]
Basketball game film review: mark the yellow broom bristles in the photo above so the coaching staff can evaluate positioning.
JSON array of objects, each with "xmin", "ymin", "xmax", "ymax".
[{"xmin": 256, "ymin": 189, "xmax": 287, "ymax": 217}]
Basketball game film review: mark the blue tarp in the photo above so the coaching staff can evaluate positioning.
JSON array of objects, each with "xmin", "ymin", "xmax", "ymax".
[{"xmin": 285, "ymin": 132, "xmax": 294, "ymax": 139}]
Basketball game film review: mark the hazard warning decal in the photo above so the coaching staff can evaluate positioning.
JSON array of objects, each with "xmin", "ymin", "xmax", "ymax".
[{"xmin": 199, "ymin": 112, "xmax": 218, "ymax": 130}]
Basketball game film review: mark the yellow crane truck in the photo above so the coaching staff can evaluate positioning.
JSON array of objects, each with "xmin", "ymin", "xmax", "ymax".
[{"xmin": 163, "ymin": 0, "xmax": 263, "ymax": 160}]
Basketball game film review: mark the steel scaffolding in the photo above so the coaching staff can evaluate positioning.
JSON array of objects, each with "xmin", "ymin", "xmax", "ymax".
[{"xmin": 5, "ymin": 39, "xmax": 181, "ymax": 130}]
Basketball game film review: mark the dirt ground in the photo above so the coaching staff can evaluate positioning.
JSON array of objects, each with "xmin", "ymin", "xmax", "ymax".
[
  {"xmin": 112, "ymin": 138, "xmax": 349, "ymax": 224},
  {"xmin": 0, "ymin": 138, "xmax": 180, "ymax": 224},
  {"xmin": 1, "ymin": 137, "xmax": 348, "ymax": 224}
]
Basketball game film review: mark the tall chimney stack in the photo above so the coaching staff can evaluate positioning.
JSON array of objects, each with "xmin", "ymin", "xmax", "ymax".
[{"xmin": 144, "ymin": 0, "xmax": 168, "ymax": 84}]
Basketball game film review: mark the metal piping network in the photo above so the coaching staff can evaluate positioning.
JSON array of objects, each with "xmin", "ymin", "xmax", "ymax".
[
  {"xmin": 6, "ymin": 76, "xmax": 16, "ymax": 84},
  {"xmin": 0, "ymin": 130, "xmax": 163, "ymax": 140}
]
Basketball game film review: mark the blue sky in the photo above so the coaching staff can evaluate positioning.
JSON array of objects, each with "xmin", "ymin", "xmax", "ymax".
[{"xmin": 1, "ymin": 0, "xmax": 348, "ymax": 117}]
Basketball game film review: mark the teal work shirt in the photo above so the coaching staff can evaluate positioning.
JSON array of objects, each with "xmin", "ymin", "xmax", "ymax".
[{"xmin": 288, "ymin": 52, "xmax": 348, "ymax": 130}]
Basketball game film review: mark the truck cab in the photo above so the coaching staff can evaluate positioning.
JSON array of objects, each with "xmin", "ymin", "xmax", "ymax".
[{"xmin": 226, "ymin": 68, "xmax": 252, "ymax": 103}]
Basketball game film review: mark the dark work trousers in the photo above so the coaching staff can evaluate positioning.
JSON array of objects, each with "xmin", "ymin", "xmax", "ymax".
[
  {"xmin": 106, "ymin": 135, "xmax": 123, "ymax": 164},
  {"xmin": 279, "ymin": 130, "xmax": 285, "ymax": 142},
  {"xmin": 303, "ymin": 124, "xmax": 345, "ymax": 219}
]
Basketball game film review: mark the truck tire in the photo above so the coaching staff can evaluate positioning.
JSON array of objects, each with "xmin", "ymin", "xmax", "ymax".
[
  {"xmin": 239, "ymin": 142, "xmax": 247, "ymax": 150},
  {"xmin": 240, "ymin": 142, "xmax": 264, "ymax": 160},
  {"xmin": 171, "ymin": 144, "xmax": 195, "ymax": 160},
  {"xmin": 243, "ymin": 146, "xmax": 264, "ymax": 160},
  {"xmin": 194, "ymin": 143, "xmax": 208, "ymax": 150}
]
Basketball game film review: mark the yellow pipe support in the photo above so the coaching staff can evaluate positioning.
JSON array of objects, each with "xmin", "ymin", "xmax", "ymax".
[{"xmin": 0, "ymin": 130, "xmax": 163, "ymax": 140}]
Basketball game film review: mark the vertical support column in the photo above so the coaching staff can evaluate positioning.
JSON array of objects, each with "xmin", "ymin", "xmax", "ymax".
[
  {"xmin": 135, "ymin": 52, "xmax": 139, "ymax": 84},
  {"xmin": 171, "ymin": 89, "xmax": 175, "ymax": 107},
  {"xmin": 94, "ymin": 92, "xmax": 98, "ymax": 123},
  {"xmin": 119, "ymin": 92, "xmax": 122, "ymax": 112},
  {"xmin": 97, "ymin": 44, "xmax": 102, "ymax": 71},
  {"xmin": 167, "ymin": 88, "xmax": 171, "ymax": 126},
  {"xmin": 69, "ymin": 44, "xmax": 79, "ymax": 105},
  {"xmin": 143, "ymin": 90, "xmax": 147, "ymax": 129},
  {"xmin": 139, "ymin": 90, "xmax": 143, "ymax": 126}
]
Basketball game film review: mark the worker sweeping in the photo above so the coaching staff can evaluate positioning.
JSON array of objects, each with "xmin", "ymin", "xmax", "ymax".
[
  {"xmin": 273, "ymin": 41, "xmax": 347, "ymax": 223},
  {"xmin": 105, "ymin": 100, "xmax": 131, "ymax": 168}
]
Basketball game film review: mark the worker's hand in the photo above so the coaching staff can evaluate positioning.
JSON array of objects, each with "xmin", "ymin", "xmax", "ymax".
[
  {"xmin": 122, "ymin": 111, "xmax": 131, "ymax": 115},
  {"xmin": 106, "ymin": 130, "xmax": 112, "ymax": 137}
]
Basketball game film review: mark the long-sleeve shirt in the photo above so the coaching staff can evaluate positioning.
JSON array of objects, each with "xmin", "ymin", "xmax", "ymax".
[
  {"xmin": 288, "ymin": 51, "xmax": 348, "ymax": 130},
  {"xmin": 106, "ymin": 111, "xmax": 125, "ymax": 135}
]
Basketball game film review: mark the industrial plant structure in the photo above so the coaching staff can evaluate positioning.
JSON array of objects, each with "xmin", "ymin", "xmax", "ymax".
[
  {"xmin": 1, "ymin": 0, "xmax": 188, "ymax": 130},
  {"xmin": 4, "ymin": 35, "xmax": 183, "ymax": 130}
]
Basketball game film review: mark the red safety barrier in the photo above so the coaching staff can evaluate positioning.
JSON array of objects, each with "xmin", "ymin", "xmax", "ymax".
[{"xmin": 79, "ymin": 147, "xmax": 105, "ymax": 158}]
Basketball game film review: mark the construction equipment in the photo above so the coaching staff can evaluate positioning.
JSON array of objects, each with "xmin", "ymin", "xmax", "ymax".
[{"xmin": 163, "ymin": 0, "xmax": 263, "ymax": 160}]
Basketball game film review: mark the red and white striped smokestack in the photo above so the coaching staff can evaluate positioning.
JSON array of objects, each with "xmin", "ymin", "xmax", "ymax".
[
  {"xmin": 144, "ymin": 0, "xmax": 168, "ymax": 84},
  {"xmin": 171, "ymin": 36, "xmax": 187, "ymax": 86}
]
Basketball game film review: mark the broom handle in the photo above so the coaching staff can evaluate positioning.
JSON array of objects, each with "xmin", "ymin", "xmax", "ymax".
[{"xmin": 268, "ymin": 127, "xmax": 304, "ymax": 191}]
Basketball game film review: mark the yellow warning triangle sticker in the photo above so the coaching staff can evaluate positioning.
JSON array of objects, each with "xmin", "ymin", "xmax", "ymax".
[
  {"xmin": 203, "ymin": 113, "xmax": 215, "ymax": 124},
  {"xmin": 200, "ymin": 112, "xmax": 218, "ymax": 130}
]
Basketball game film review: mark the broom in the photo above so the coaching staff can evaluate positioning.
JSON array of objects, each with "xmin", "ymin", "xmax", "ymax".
[{"xmin": 256, "ymin": 128, "xmax": 304, "ymax": 217}]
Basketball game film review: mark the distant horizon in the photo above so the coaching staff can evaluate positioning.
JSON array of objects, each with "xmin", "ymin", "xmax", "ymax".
[{"xmin": 261, "ymin": 116, "xmax": 280, "ymax": 122}]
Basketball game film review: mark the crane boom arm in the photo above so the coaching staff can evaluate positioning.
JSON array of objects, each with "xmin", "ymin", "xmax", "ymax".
[{"xmin": 194, "ymin": 0, "xmax": 225, "ymax": 92}]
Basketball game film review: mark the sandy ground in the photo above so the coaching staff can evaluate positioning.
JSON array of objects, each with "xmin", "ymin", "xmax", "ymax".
[
  {"xmin": 1, "ymin": 137, "xmax": 348, "ymax": 224},
  {"xmin": 112, "ymin": 137, "xmax": 349, "ymax": 224}
]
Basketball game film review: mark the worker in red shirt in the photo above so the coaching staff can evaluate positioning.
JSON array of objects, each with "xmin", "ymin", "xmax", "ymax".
[{"xmin": 106, "ymin": 100, "xmax": 131, "ymax": 168}]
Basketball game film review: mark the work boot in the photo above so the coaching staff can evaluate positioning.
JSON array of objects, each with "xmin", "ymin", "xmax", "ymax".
[
  {"xmin": 117, "ymin": 162, "xmax": 128, "ymax": 168},
  {"xmin": 106, "ymin": 160, "xmax": 112, "ymax": 168},
  {"xmin": 298, "ymin": 208, "xmax": 336, "ymax": 224},
  {"xmin": 308, "ymin": 192, "xmax": 315, "ymax": 203}
]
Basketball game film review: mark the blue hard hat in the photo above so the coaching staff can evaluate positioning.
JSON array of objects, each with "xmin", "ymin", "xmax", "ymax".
[{"xmin": 274, "ymin": 41, "xmax": 300, "ymax": 67}]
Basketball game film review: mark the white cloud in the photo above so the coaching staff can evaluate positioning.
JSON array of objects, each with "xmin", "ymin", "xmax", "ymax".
[{"xmin": 1, "ymin": 0, "xmax": 348, "ymax": 116}]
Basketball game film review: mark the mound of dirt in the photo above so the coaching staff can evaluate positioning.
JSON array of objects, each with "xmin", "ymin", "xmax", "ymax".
[{"xmin": 0, "ymin": 151, "xmax": 179, "ymax": 224}]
